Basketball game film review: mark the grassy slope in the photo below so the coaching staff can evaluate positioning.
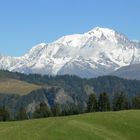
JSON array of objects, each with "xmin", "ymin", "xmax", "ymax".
[
  {"xmin": 0, "ymin": 78, "xmax": 41, "ymax": 95},
  {"xmin": 0, "ymin": 110, "xmax": 139, "ymax": 140}
]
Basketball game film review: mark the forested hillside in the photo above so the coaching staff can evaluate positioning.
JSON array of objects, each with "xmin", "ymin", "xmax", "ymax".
[{"xmin": 0, "ymin": 70, "xmax": 140, "ymax": 120}]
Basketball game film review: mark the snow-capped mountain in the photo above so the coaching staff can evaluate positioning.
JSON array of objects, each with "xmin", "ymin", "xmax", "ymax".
[{"xmin": 0, "ymin": 27, "xmax": 140, "ymax": 78}]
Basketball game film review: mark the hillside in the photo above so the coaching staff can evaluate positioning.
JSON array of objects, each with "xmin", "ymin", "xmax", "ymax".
[
  {"xmin": 1, "ymin": 70, "xmax": 140, "ymax": 97},
  {"xmin": 0, "ymin": 70, "xmax": 140, "ymax": 117},
  {"xmin": 111, "ymin": 63, "xmax": 140, "ymax": 80},
  {"xmin": 0, "ymin": 78, "xmax": 41, "ymax": 95},
  {"xmin": 0, "ymin": 110, "xmax": 139, "ymax": 140}
]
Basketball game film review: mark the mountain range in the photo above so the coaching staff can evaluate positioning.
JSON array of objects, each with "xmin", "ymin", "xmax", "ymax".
[{"xmin": 0, "ymin": 27, "xmax": 140, "ymax": 79}]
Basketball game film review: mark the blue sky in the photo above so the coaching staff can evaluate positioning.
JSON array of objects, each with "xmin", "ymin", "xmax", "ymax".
[{"xmin": 0, "ymin": 0, "xmax": 140, "ymax": 56}]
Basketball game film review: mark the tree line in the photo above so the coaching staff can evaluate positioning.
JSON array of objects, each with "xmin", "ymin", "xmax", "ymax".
[
  {"xmin": 87, "ymin": 92, "xmax": 140, "ymax": 113},
  {"xmin": 0, "ymin": 92, "xmax": 140, "ymax": 121}
]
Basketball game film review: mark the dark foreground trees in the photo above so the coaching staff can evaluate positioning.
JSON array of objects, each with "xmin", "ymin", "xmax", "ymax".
[
  {"xmin": 87, "ymin": 92, "xmax": 110, "ymax": 112},
  {"xmin": 33, "ymin": 102, "xmax": 52, "ymax": 118},
  {"xmin": 51, "ymin": 104, "xmax": 61, "ymax": 116},
  {"xmin": 17, "ymin": 107, "xmax": 28, "ymax": 120},
  {"xmin": 112, "ymin": 92, "xmax": 129, "ymax": 111},
  {"xmin": 1, "ymin": 92, "xmax": 140, "ymax": 121},
  {"xmin": 86, "ymin": 92, "xmax": 138, "ymax": 113},
  {"xmin": 87, "ymin": 93, "xmax": 98, "ymax": 112},
  {"xmin": 98, "ymin": 92, "xmax": 110, "ymax": 111},
  {"xmin": 0, "ymin": 106, "xmax": 9, "ymax": 121},
  {"xmin": 132, "ymin": 94, "xmax": 140, "ymax": 109}
]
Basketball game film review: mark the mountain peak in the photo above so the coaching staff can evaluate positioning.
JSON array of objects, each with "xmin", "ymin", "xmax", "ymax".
[
  {"xmin": 86, "ymin": 27, "xmax": 116, "ymax": 39},
  {"xmin": 55, "ymin": 27, "xmax": 119, "ymax": 47},
  {"xmin": 85, "ymin": 27, "xmax": 130, "ymax": 44},
  {"xmin": 0, "ymin": 27, "xmax": 140, "ymax": 78},
  {"xmin": 88, "ymin": 27, "xmax": 115, "ymax": 34}
]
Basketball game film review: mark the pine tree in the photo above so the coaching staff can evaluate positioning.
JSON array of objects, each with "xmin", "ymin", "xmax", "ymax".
[
  {"xmin": 87, "ymin": 93, "xmax": 98, "ymax": 112},
  {"xmin": 98, "ymin": 92, "xmax": 110, "ymax": 112},
  {"xmin": 17, "ymin": 107, "xmax": 28, "ymax": 120},
  {"xmin": 51, "ymin": 103, "xmax": 61, "ymax": 116},
  {"xmin": 33, "ymin": 102, "xmax": 52, "ymax": 118},
  {"xmin": 0, "ymin": 106, "xmax": 10, "ymax": 121},
  {"xmin": 132, "ymin": 94, "xmax": 140, "ymax": 109},
  {"xmin": 112, "ymin": 92, "xmax": 129, "ymax": 111}
]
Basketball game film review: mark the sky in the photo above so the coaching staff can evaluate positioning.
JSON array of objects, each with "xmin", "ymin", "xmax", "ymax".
[{"xmin": 0, "ymin": 0, "xmax": 140, "ymax": 56}]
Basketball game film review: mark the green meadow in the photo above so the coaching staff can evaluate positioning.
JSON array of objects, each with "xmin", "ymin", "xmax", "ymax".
[{"xmin": 0, "ymin": 110, "xmax": 139, "ymax": 140}]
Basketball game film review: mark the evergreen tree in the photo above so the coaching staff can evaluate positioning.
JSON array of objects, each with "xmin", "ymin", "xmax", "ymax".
[
  {"xmin": 98, "ymin": 92, "xmax": 110, "ymax": 112},
  {"xmin": 61, "ymin": 104, "xmax": 82, "ymax": 116},
  {"xmin": 112, "ymin": 92, "xmax": 129, "ymax": 111},
  {"xmin": 17, "ymin": 107, "xmax": 28, "ymax": 120},
  {"xmin": 51, "ymin": 103, "xmax": 61, "ymax": 116},
  {"xmin": 87, "ymin": 93, "xmax": 98, "ymax": 112},
  {"xmin": 132, "ymin": 94, "xmax": 140, "ymax": 109},
  {"xmin": 33, "ymin": 102, "xmax": 52, "ymax": 118},
  {"xmin": 0, "ymin": 106, "xmax": 10, "ymax": 121}
]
